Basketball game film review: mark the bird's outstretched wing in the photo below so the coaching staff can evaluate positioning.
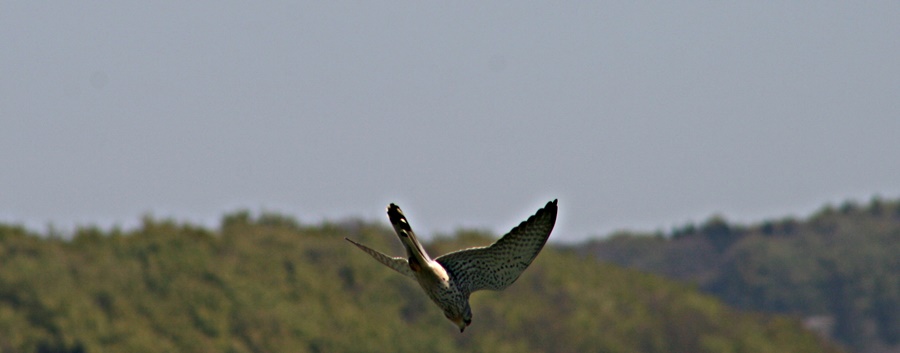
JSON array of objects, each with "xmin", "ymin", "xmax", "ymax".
[
  {"xmin": 345, "ymin": 237, "xmax": 416, "ymax": 279},
  {"xmin": 435, "ymin": 199, "xmax": 558, "ymax": 295}
]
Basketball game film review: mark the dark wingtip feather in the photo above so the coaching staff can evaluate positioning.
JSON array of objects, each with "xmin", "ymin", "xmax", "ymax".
[
  {"xmin": 492, "ymin": 199, "xmax": 558, "ymax": 242},
  {"xmin": 512, "ymin": 198, "xmax": 558, "ymax": 239},
  {"xmin": 539, "ymin": 199, "xmax": 559, "ymax": 222}
]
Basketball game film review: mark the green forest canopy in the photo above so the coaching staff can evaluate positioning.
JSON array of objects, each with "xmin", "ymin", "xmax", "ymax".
[
  {"xmin": 0, "ymin": 211, "xmax": 842, "ymax": 353},
  {"xmin": 578, "ymin": 198, "xmax": 900, "ymax": 353}
]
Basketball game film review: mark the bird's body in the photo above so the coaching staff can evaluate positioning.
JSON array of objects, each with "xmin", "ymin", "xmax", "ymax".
[{"xmin": 345, "ymin": 199, "xmax": 558, "ymax": 332}]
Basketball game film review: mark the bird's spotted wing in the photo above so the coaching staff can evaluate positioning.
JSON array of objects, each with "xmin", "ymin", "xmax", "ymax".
[
  {"xmin": 345, "ymin": 238, "xmax": 416, "ymax": 279},
  {"xmin": 435, "ymin": 199, "xmax": 558, "ymax": 295}
]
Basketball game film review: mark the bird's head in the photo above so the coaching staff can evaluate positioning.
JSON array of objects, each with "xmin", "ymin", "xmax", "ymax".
[{"xmin": 444, "ymin": 304, "xmax": 472, "ymax": 333}]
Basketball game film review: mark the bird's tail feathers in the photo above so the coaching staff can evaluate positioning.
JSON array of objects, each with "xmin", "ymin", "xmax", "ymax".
[{"xmin": 388, "ymin": 203, "xmax": 432, "ymax": 263}]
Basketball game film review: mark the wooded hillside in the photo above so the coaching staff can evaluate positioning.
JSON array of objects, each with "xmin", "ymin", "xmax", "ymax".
[
  {"xmin": 0, "ymin": 211, "xmax": 841, "ymax": 352},
  {"xmin": 578, "ymin": 198, "xmax": 900, "ymax": 353}
]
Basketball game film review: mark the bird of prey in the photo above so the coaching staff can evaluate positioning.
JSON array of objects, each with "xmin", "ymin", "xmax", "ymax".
[{"xmin": 345, "ymin": 199, "xmax": 558, "ymax": 332}]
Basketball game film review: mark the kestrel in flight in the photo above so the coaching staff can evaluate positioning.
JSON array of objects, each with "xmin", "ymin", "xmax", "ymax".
[{"xmin": 345, "ymin": 199, "xmax": 558, "ymax": 332}]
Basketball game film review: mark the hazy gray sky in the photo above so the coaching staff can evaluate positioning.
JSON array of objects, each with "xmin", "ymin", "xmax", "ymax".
[{"xmin": 3, "ymin": 2, "xmax": 899, "ymax": 242}]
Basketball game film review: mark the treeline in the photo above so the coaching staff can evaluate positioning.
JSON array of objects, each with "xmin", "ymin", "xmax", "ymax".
[
  {"xmin": 0, "ymin": 211, "xmax": 841, "ymax": 353},
  {"xmin": 577, "ymin": 198, "xmax": 900, "ymax": 353}
]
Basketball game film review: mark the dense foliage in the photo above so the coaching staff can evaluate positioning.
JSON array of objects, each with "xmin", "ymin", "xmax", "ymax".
[
  {"xmin": 0, "ymin": 212, "xmax": 840, "ymax": 353},
  {"xmin": 578, "ymin": 198, "xmax": 900, "ymax": 353}
]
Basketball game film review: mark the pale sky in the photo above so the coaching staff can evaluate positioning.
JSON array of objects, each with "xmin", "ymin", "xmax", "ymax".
[{"xmin": 2, "ymin": 2, "xmax": 899, "ymax": 242}]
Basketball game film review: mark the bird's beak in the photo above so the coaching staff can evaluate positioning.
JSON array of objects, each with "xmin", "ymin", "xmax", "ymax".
[{"xmin": 453, "ymin": 318, "xmax": 467, "ymax": 333}]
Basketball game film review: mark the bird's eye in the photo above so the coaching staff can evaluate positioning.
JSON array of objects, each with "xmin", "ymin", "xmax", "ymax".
[{"xmin": 464, "ymin": 318, "xmax": 471, "ymax": 325}]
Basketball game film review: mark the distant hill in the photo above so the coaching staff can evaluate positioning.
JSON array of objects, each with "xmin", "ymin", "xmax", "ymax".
[
  {"xmin": 0, "ymin": 211, "xmax": 841, "ymax": 353},
  {"xmin": 575, "ymin": 198, "xmax": 900, "ymax": 353}
]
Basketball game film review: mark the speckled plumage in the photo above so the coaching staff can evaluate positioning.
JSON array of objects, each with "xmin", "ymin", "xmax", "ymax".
[{"xmin": 345, "ymin": 199, "xmax": 558, "ymax": 332}]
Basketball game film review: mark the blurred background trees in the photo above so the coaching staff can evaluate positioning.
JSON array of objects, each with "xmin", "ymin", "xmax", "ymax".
[
  {"xmin": 0, "ymin": 208, "xmax": 847, "ymax": 353},
  {"xmin": 579, "ymin": 198, "xmax": 900, "ymax": 353}
]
